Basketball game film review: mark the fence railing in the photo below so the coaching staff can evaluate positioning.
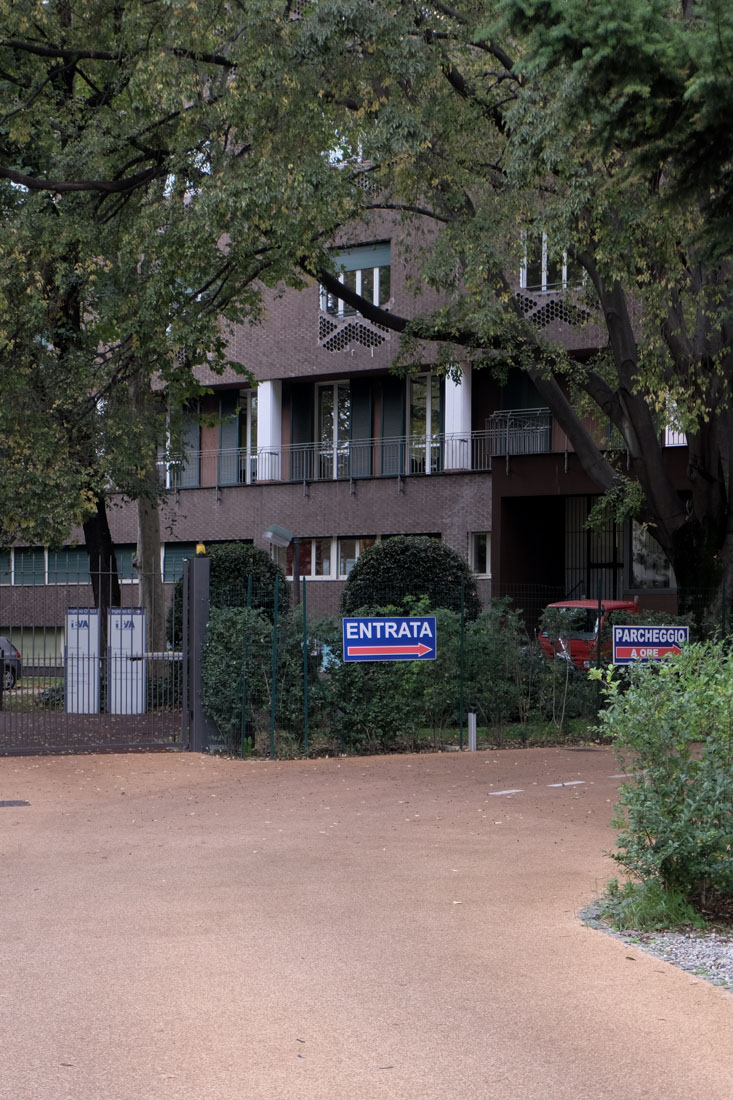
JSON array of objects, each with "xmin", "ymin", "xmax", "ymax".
[{"xmin": 157, "ymin": 412, "xmax": 558, "ymax": 488}]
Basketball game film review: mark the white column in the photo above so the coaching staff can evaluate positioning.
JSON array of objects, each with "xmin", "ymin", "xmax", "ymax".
[
  {"xmin": 256, "ymin": 380, "xmax": 282, "ymax": 480},
  {"xmin": 443, "ymin": 365, "xmax": 472, "ymax": 470}
]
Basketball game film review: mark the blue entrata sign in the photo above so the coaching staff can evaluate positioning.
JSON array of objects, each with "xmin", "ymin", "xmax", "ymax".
[
  {"xmin": 613, "ymin": 624, "xmax": 690, "ymax": 664},
  {"xmin": 342, "ymin": 616, "xmax": 437, "ymax": 662}
]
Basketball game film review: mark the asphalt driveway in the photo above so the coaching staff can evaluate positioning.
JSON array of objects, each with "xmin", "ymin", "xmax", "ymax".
[{"xmin": 1, "ymin": 746, "xmax": 731, "ymax": 1099}]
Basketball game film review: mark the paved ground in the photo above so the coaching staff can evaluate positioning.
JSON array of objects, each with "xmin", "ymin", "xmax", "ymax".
[{"xmin": 1, "ymin": 746, "xmax": 732, "ymax": 1100}]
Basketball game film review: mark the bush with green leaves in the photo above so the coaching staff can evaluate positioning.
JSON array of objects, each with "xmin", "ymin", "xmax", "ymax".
[
  {"xmin": 323, "ymin": 601, "xmax": 532, "ymax": 751},
  {"xmin": 463, "ymin": 601, "xmax": 530, "ymax": 728},
  {"xmin": 201, "ymin": 606, "xmax": 274, "ymax": 750},
  {"xmin": 340, "ymin": 536, "xmax": 482, "ymax": 620},
  {"xmin": 167, "ymin": 541, "xmax": 289, "ymax": 646},
  {"xmin": 596, "ymin": 641, "xmax": 733, "ymax": 911},
  {"xmin": 201, "ymin": 606, "xmax": 332, "ymax": 753}
]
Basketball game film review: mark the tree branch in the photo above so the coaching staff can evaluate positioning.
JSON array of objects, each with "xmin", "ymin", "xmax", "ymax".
[
  {"xmin": 2, "ymin": 38, "xmax": 234, "ymax": 68},
  {"xmin": 0, "ymin": 163, "xmax": 164, "ymax": 194}
]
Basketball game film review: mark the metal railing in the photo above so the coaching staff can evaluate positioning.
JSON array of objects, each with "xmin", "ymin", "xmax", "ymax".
[{"xmin": 156, "ymin": 412, "xmax": 555, "ymax": 488}]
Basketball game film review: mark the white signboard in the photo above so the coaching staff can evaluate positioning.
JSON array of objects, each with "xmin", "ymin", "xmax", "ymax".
[
  {"xmin": 107, "ymin": 608, "xmax": 146, "ymax": 714},
  {"xmin": 65, "ymin": 608, "xmax": 100, "ymax": 714}
]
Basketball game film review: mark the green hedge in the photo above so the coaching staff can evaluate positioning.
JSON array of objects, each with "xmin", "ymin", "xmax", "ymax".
[
  {"xmin": 340, "ymin": 536, "xmax": 482, "ymax": 620},
  {"xmin": 167, "ymin": 541, "xmax": 289, "ymax": 646}
]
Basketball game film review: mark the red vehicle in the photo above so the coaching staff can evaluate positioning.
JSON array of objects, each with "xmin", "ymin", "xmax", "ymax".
[{"xmin": 538, "ymin": 599, "xmax": 639, "ymax": 670}]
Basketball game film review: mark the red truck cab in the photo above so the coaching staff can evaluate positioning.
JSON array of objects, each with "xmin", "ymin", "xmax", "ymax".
[{"xmin": 538, "ymin": 598, "xmax": 639, "ymax": 670}]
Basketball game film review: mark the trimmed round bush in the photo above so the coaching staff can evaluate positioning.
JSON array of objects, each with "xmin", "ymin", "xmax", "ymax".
[
  {"xmin": 167, "ymin": 541, "xmax": 288, "ymax": 646},
  {"xmin": 340, "ymin": 535, "xmax": 482, "ymax": 619}
]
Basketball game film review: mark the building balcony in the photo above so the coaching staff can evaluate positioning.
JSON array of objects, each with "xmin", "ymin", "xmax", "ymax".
[
  {"xmin": 158, "ymin": 409, "xmax": 558, "ymax": 489},
  {"xmin": 157, "ymin": 405, "xmax": 688, "ymax": 491}
]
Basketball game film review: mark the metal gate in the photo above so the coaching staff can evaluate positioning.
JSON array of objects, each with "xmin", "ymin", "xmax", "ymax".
[{"xmin": 0, "ymin": 567, "xmax": 185, "ymax": 755}]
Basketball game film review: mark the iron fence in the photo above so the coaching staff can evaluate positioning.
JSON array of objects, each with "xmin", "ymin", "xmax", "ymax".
[{"xmin": 0, "ymin": 569, "xmax": 185, "ymax": 755}]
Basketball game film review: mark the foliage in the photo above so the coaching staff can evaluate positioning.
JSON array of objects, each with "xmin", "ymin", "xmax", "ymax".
[
  {"xmin": 596, "ymin": 642, "xmax": 733, "ymax": 909},
  {"xmin": 340, "ymin": 537, "xmax": 482, "ymax": 620},
  {"xmin": 201, "ymin": 607, "xmax": 274, "ymax": 749},
  {"xmin": 0, "ymin": 0, "xmax": 364, "ymax": 547},
  {"xmin": 504, "ymin": 0, "xmax": 733, "ymax": 254},
  {"xmin": 598, "ymin": 877, "xmax": 705, "ymax": 934},
  {"xmin": 280, "ymin": 0, "xmax": 733, "ymax": 623},
  {"xmin": 167, "ymin": 542, "xmax": 288, "ymax": 645},
  {"xmin": 201, "ymin": 603, "xmax": 333, "ymax": 752},
  {"xmin": 200, "ymin": 591, "xmax": 590, "ymax": 755}
]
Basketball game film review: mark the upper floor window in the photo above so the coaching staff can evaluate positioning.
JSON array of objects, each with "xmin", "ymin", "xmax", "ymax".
[
  {"xmin": 408, "ymin": 373, "xmax": 443, "ymax": 474},
  {"xmin": 320, "ymin": 242, "xmax": 391, "ymax": 317},
  {"xmin": 520, "ymin": 231, "xmax": 582, "ymax": 293}
]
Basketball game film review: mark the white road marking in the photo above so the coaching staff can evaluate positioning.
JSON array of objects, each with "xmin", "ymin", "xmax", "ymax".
[
  {"xmin": 489, "ymin": 789, "xmax": 524, "ymax": 796},
  {"xmin": 547, "ymin": 781, "xmax": 586, "ymax": 787}
]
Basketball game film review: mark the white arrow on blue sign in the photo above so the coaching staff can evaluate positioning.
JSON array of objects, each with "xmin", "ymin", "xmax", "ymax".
[
  {"xmin": 612, "ymin": 624, "xmax": 690, "ymax": 664},
  {"xmin": 342, "ymin": 616, "xmax": 437, "ymax": 662}
]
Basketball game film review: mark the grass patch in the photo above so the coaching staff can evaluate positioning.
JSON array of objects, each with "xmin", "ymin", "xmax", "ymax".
[{"xmin": 597, "ymin": 878, "xmax": 707, "ymax": 933}]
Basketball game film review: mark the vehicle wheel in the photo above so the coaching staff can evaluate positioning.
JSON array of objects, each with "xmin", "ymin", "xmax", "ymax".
[{"xmin": 3, "ymin": 667, "xmax": 15, "ymax": 691}]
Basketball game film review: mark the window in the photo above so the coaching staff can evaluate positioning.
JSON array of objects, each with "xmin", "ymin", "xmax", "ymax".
[
  {"xmin": 114, "ymin": 545, "xmax": 138, "ymax": 581},
  {"xmin": 320, "ymin": 242, "xmax": 391, "ymax": 316},
  {"xmin": 520, "ymin": 232, "xmax": 582, "ymax": 293},
  {"xmin": 470, "ymin": 533, "xmax": 491, "ymax": 576},
  {"xmin": 14, "ymin": 548, "xmax": 45, "ymax": 585},
  {"xmin": 240, "ymin": 390, "xmax": 258, "ymax": 484},
  {"xmin": 273, "ymin": 536, "xmax": 376, "ymax": 578},
  {"xmin": 630, "ymin": 523, "xmax": 676, "ymax": 590},
  {"xmin": 275, "ymin": 537, "xmax": 336, "ymax": 578},
  {"xmin": 408, "ymin": 373, "xmax": 443, "ymax": 474},
  {"xmin": 0, "ymin": 551, "xmax": 10, "ymax": 585},
  {"xmin": 47, "ymin": 548, "xmax": 90, "ymax": 584},
  {"xmin": 317, "ymin": 382, "xmax": 351, "ymax": 479},
  {"xmin": 163, "ymin": 543, "xmax": 197, "ymax": 583},
  {"xmin": 338, "ymin": 536, "xmax": 375, "ymax": 577}
]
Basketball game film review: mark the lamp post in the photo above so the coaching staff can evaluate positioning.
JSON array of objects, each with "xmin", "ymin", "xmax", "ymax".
[{"xmin": 263, "ymin": 523, "xmax": 300, "ymax": 604}]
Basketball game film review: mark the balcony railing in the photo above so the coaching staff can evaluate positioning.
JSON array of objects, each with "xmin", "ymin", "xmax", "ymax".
[
  {"xmin": 156, "ymin": 407, "xmax": 684, "ymax": 488},
  {"xmin": 157, "ymin": 411, "xmax": 558, "ymax": 489}
]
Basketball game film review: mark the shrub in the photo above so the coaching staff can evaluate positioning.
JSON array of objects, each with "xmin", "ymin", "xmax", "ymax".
[
  {"xmin": 340, "ymin": 536, "xmax": 482, "ymax": 619},
  {"xmin": 167, "ymin": 541, "xmax": 289, "ymax": 646},
  {"xmin": 201, "ymin": 606, "xmax": 333, "ymax": 753},
  {"xmin": 201, "ymin": 607, "xmax": 274, "ymax": 749},
  {"xmin": 596, "ymin": 641, "xmax": 733, "ymax": 910},
  {"xmin": 464, "ymin": 601, "xmax": 530, "ymax": 728}
]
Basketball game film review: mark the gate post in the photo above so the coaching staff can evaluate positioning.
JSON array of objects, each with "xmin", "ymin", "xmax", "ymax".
[{"xmin": 183, "ymin": 555, "xmax": 217, "ymax": 752}]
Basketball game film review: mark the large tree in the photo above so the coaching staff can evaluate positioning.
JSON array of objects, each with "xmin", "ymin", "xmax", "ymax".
[
  {"xmin": 4, "ymin": 0, "xmax": 733, "ymax": 623},
  {"xmin": 0, "ymin": 0, "xmax": 360, "ymax": 611},
  {"xmin": 280, "ymin": 0, "xmax": 733, "ymax": 620}
]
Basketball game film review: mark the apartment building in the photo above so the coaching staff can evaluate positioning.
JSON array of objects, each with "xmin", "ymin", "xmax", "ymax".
[{"xmin": 2, "ymin": 215, "xmax": 687, "ymax": 651}]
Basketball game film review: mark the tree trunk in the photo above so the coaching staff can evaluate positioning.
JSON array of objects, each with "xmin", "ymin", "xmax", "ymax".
[
  {"xmin": 82, "ymin": 496, "xmax": 121, "ymax": 647},
  {"xmin": 137, "ymin": 490, "xmax": 166, "ymax": 674}
]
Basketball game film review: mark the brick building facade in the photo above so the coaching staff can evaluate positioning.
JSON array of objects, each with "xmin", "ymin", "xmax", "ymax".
[{"xmin": 2, "ymin": 214, "xmax": 688, "ymax": 655}]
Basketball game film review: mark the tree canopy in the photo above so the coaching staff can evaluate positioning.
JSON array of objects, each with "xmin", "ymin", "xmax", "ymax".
[
  {"xmin": 285, "ymin": 0, "xmax": 733, "ymax": 616},
  {"xmin": 4, "ymin": 1, "xmax": 733, "ymax": 619},
  {"xmin": 0, "ymin": 0, "xmax": 363, "ymax": 548}
]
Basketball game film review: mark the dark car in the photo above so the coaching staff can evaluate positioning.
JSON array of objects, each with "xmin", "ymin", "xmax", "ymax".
[{"xmin": 0, "ymin": 637, "xmax": 22, "ymax": 690}]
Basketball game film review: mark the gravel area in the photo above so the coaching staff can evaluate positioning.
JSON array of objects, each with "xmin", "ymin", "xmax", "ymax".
[{"xmin": 582, "ymin": 904, "xmax": 733, "ymax": 992}]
